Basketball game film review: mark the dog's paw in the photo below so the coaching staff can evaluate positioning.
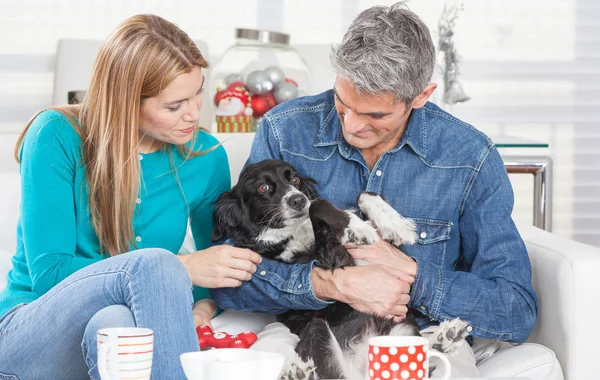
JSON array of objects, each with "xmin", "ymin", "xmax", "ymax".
[
  {"xmin": 357, "ymin": 192, "xmax": 417, "ymax": 246},
  {"xmin": 344, "ymin": 212, "xmax": 380, "ymax": 245},
  {"xmin": 430, "ymin": 318, "xmax": 470, "ymax": 355},
  {"xmin": 280, "ymin": 356, "xmax": 318, "ymax": 380},
  {"xmin": 381, "ymin": 216, "xmax": 417, "ymax": 246}
]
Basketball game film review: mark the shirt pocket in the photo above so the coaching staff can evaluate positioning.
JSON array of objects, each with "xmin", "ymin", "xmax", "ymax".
[{"xmin": 412, "ymin": 218, "xmax": 452, "ymax": 266}]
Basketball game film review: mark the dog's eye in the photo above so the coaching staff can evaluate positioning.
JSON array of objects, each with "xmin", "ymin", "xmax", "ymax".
[
  {"xmin": 257, "ymin": 184, "xmax": 270, "ymax": 193},
  {"xmin": 291, "ymin": 176, "xmax": 301, "ymax": 186}
]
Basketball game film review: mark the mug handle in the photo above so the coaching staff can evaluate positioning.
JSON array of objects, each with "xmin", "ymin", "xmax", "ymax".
[
  {"xmin": 428, "ymin": 350, "xmax": 451, "ymax": 380},
  {"xmin": 98, "ymin": 332, "xmax": 116, "ymax": 380}
]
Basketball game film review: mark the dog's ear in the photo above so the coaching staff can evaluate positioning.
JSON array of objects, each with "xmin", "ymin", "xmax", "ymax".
[
  {"xmin": 212, "ymin": 190, "xmax": 246, "ymax": 242},
  {"xmin": 299, "ymin": 176, "xmax": 319, "ymax": 201}
]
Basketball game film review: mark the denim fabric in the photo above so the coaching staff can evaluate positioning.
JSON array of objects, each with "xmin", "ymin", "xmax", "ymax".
[
  {"xmin": 82, "ymin": 305, "xmax": 137, "ymax": 379},
  {"xmin": 0, "ymin": 249, "xmax": 198, "ymax": 380},
  {"xmin": 210, "ymin": 89, "xmax": 538, "ymax": 343}
]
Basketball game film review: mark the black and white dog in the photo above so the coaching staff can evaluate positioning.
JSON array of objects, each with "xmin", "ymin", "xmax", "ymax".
[{"xmin": 213, "ymin": 159, "xmax": 468, "ymax": 379}]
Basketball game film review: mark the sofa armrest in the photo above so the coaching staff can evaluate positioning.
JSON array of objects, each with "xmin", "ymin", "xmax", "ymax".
[{"xmin": 518, "ymin": 223, "xmax": 600, "ymax": 380}]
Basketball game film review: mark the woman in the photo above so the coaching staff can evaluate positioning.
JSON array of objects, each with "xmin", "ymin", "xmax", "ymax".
[{"xmin": 0, "ymin": 14, "xmax": 261, "ymax": 379}]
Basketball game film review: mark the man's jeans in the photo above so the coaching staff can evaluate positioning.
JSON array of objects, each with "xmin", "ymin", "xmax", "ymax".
[{"xmin": 0, "ymin": 249, "xmax": 199, "ymax": 380}]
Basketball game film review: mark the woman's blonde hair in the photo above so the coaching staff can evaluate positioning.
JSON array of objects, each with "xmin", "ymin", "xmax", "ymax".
[{"xmin": 15, "ymin": 14, "xmax": 209, "ymax": 256}]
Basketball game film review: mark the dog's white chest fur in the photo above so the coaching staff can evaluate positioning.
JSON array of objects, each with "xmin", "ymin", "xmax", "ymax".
[{"xmin": 257, "ymin": 218, "xmax": 315, "ymax": 263}]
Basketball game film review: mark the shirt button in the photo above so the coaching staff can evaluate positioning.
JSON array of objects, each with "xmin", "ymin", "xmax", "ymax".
[
  {"xmin": 260, "ymin": 270, "xmax": 267, "ymax": 276},
  {"xmin": 467, "ymin": 326, "xmax": 473, "ymax": 332},
  {"xmin": 297, "ymin": 284, "xmax": 302, "ymax": 289},
  {"xmin": 139, "ymin": 154, "xmax": 144, "ymax": 161},
  {"xmin": 136, "ymin": 198, "xmax": 142, "ymax": 204},
  {"xmin": 135, "ymin": 236, "xmax": 142, "ymax": 242},
  {"xmin": 420, "ymin": 232, "xmax": 427, "ymax": 239},
  {"xmin": 420, "ymin": 306, "xmax": 427, "ymax": 311},
  {"xmin": 375, "ymin": 169, "xmax": 383, "ymax": 176}
]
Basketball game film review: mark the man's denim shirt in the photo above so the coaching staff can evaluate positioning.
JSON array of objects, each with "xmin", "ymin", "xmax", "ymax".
[{"xmin": 211, "ymin": 90, "xmax": 539, "ymax": 343}]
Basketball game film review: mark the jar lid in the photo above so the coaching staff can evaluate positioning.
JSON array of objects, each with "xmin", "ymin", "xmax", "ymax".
[{"xmin": 235, "ymin": 28, "xmax": 290, "ymax": 45}]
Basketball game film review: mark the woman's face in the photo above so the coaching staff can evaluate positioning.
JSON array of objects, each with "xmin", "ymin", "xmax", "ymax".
[{"xmin": 138, "ymin": 66, "xmax": 204, "ymax": 153}]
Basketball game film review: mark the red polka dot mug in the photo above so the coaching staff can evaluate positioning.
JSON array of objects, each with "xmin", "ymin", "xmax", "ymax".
[{"xmin": 368, "ymin": 336, "xmax": 451, "ymax": 380}]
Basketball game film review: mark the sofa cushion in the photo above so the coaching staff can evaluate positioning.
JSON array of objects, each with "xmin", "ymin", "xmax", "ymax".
[{"xmin": 478, "ymin": 342, "xmax": 563, "ymax": 379}]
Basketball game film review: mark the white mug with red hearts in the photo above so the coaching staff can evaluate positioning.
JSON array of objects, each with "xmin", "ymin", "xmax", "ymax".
[{"xmin": 368, "ymin": 335, "xmax": 451, "ymax": 380}]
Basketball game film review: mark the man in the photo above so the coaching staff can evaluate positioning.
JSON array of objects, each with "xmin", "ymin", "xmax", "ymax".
[{"xmin": 212, "ymin": 2, "xmax": 542, "ymax": 377}]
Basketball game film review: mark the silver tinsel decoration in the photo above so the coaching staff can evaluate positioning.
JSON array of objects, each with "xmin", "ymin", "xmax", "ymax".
[{"xmin": 438, "ymin": 1, "xmax": 470, "ymax": 105}]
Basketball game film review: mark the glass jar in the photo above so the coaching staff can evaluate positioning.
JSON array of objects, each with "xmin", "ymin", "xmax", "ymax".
[{"xmin": 209, "ymin": 28, "xmax": 311, "ymax": 132}]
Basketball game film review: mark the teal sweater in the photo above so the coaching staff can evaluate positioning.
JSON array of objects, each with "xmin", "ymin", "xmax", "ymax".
[{"xmin": 0, "ymin": 110, "xmax": 231, "ymax": 316}]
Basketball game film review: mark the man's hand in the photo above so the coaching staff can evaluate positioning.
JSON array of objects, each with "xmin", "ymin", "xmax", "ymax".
[
  {"xmin": 345, "ymin": 240, "xmax": 417, "ymax": 277},
  {"xmin": 311, "ymin": 265, "xmax": 414, "ymax": 321}
]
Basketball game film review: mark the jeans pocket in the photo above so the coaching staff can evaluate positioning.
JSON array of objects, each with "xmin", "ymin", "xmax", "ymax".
[{"xmin": 0, "ymin": 373, "xmax": 20, "ymax": 380}]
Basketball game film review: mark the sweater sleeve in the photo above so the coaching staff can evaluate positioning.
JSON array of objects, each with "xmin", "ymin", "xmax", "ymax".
[
  {"xmin": 19, "ymin": 112, "xmax": 101, "ymax": 296},
  {"xmin": 190, "ymin": 143, "xmax": 231, "ymax": 251}
]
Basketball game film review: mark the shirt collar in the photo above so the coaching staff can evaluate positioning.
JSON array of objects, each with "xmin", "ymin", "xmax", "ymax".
[
  {"xmin": 314, "ymin": 105, "xmax": 345, "ymax": 147},
  {"xmin": 313, "ymin": 97, "xmax": 429, "ymax": 159},
  {"xmin": 394, "ymin": 105, "xmax": 427, "ymax": 158}
]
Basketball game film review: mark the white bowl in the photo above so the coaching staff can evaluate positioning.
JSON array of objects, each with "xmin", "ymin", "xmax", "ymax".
[{"xmin": 180, "ymin": 349, "xmax": 285, "ymax": 380}]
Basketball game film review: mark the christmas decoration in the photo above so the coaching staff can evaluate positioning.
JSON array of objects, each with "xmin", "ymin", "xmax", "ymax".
[
  {"xmin": 215, "ymin": 85, "xmax": 253, "ymax": 132},
  {"xmin": 215, "ymin": 68, "xmax": 302, "ymax": 132},
  {"xmin": 216, "ymin": 115, "xmax": 253, "ymax": 133},
  {"xmin": 226, "ymin": 80, "xmax": 246, "ymax": 90},
  {"xmin": 246, "ymin": 70, "xmax": 274, "ymax": 95},
  {"xmin": 284, "ymin": 77, "xmax": 298, "ymax": 87},
  {"xmin": 263, "ymin": 66, "xmax": 285, "ymax": 86},
  {"xmin": 273, "ymin": 81, "xmax": 298, "ymax": 103},
  {"xmin": 251, "ymin": 92, "xmax": 277, "ymax": 117},
  {"xmin": 224, "ymin": 73, "xmax": 244, "ymax": 86},
  {"xmin": 215, "ymin": 86, "xmax": 253, "ymax": 117},
  {"xmin": 437, "ymin": 1, "xmax": 470, "ymax": 105},
  {"xmin": 196, "ymin": 325, "xmax": 257, "ymax": 350}
]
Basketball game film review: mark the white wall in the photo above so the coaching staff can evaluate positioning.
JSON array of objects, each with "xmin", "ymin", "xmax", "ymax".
[{"xmin": 0, "ymin": 0, "xmax": 598, "ymax": 246}]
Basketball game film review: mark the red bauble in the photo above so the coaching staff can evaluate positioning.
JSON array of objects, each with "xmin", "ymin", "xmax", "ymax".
[{"xmin": 251, "ymin": 92, "xmax": 277, "ymax": 117}]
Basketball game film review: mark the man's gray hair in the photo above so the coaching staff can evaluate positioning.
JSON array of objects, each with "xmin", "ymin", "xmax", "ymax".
[{"xmin": 330, "ymin": 2, "xmax": 435, "ymax": 104}]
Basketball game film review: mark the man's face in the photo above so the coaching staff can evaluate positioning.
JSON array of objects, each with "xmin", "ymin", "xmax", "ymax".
[{"xmin": 333, "ymin": 76, "xmax": 411, "ymax": 152}]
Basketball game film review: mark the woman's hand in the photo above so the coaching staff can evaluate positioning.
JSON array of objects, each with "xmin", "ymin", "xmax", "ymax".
[
  {"xmin": 178, "ymin": 245, "xmax": 262, "ymax": 288},
  {"xmin": 192, "ymin": 299, "xmax": 218, "ymax": 328}
]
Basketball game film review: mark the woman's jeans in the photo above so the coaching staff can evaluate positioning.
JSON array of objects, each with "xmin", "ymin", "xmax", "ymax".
[{"xmin": 0, "ymin": 248, "xmax": 199, "ymax": 380}]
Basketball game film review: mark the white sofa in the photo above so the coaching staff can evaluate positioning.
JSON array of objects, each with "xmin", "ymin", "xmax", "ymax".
[{"xmin": 2, "ymin": 132, "xmax": 598, "ymax": 379}]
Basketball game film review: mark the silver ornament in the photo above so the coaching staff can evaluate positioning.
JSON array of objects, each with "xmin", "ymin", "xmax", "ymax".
[
  {"xmin": 224, "ymin": 73, "xmax": 244, "ymax": 86},
  {"xmin": 273, "ymin": 82, "xmax": 298, "ymax": 103},
  {"xmin": 246, "ymin": 70, "xmax": 273, "ymax": 95},
  {"xmin": 263, "ymin": 66, "xmax": 285, "ymax": 86}
]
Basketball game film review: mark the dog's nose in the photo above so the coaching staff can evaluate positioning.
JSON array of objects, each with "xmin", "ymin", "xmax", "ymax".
[{"xmin": 287, "ymin": 194, "xmax": 307, "ymax": 210}]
